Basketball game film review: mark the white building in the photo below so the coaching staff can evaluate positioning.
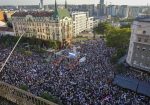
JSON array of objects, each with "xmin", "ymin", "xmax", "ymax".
[
  {"xmin": 71, "ymin": 12, "xmax": 94, "ymax": 37},
  {"xmin": 93, "ymin": 19, "xmax": 100, "ymax": 27},
  {"xmin": 128, "ymin": 7, "xmax": 140, "ymax": 18},
  {"xmin": 87, "ymin": 17, "xmax": 94, "ymax": 30},
  {"xmin": 126, "ymin": 16, "xmax": 150, "ymax": 72}
]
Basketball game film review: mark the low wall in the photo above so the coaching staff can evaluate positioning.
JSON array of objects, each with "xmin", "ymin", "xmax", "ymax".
[{"xmin": 0, "ymin": 81, "xmax": 57, "ymax": 105}]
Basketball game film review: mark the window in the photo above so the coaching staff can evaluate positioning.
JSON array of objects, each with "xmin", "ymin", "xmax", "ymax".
[
  {"xmin": 137, "ymin": 46, "xmax": 140, "ymax": 49},
  {"xmin": 133, "ymin": 60, "xmax": 137, "ymax": 64},
  {"xmin": 141, "ymin": 55, "xmax": 145, "ymax": 59},
  {"xmin": 143, "ymin": 30, "xmax": 146, "ymax": 34},
  {"xmin": 144, "ymin": 39, "xmax": 148, "ymax": 43},
  {"xmin": 138, "ymin": 38, "xmax": 141, "ymax": 42},
  {"xmin": 142, "ymin": 48, "xmax": 146, "ymax": 51}
]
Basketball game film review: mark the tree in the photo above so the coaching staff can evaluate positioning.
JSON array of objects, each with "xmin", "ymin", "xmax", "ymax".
[
  {"xmin": 106, "ymin": 28, "xmax": 131, "ymax": 48},
  {"xmin": 93, "ymin": 22, "xmax": 112, "ymax": 35},
  {"xmin": 120, "ymin": 23, "xmax": 131, "ymax": 28},
  {"xmin": 20, "ymin": 84, "xmax": 28, "ymax": 91},
  {"xmin": 106, "ymin": 28, "xmax": 131, "ymax": 63}
]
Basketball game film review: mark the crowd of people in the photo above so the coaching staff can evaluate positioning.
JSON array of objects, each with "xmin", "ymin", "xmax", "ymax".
[{"xmin": 0, "ymin": 38, "xmax": 150, "ymax": 105}]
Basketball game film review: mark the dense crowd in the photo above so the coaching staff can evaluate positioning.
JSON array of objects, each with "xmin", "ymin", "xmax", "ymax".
[{"xmin": 0, "ymin": 39, "xmax": 150, "ymax": 105}]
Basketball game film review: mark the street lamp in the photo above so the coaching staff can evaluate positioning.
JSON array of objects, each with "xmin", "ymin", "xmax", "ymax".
[{"xmin": 0, "ymin": 32, "xmax": 25, "ymax": 73}]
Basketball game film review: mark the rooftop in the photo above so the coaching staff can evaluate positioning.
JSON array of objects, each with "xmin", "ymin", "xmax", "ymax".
[
  {"xmin": 12, "ymin": 11, "xmax": 55, "ymax": 17},
  {"xmin": 12, "ymin": 9, "xmax": 70, "ymax": 19},
  {"xmin": 58, "ymin": 8, "xmax": 70, "ymax": 19}
]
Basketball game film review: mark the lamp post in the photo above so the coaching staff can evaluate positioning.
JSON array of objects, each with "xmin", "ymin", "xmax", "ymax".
[{"xmin": 0, "ymin": 32, "xmax": 25, "ymax": 73}]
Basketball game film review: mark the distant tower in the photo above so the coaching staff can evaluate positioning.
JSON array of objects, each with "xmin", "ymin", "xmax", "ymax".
[
  {"xmin": 40, "ymin": 0, "xmax": 44, "ymax": 9},
  {"xmin": 100, "ymin": 0, "xmax": 104, "ymax": 4},
  {"xmin": 54, "ymin": 0, "xmax": 59, "ymax": 20},
  {"xmin": 99, "ymin": 0, "xmax": 105, "ymax": 16},
  {"xmin": 65, "ymin": 0, "xmax": 68, "ymax": 9}
]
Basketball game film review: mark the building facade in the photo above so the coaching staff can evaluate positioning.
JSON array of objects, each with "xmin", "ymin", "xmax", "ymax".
[
  {"xmin": 0, "ymin": 11, "xmax": 4, "ymax": 21},
  {"xmin": 87, "ymin": 17, "xmax": 94, "ymax": 30},
  {"xmin": 118, "ymin": 5, "xmax": 129, "ymax": 18},
  {"xmin": 68, "ymin": 4, "xmax": 95, "ymax": 17},
  {"xmin": 71, "ymin": 12, "xmax": 93, "ymax": 37},
  {"xmin": 12, "ymin": 2, "xmax": 73, "ymax": 43},
  {"xmin": 126, "ymin": 16, "xmax": 150, "ymax": 72},
  {"xmin": 128, "ymin": 7, "xmax": 140, "ymax": 18},
  {"xmin": 106, "ymin": 5, "xmax": 120, "ymax": 17}
]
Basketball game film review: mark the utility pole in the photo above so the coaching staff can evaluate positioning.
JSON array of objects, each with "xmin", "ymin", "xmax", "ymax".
[{"xmin": 0, "ymin": 33, "xmax": 25, "ymax": 73}]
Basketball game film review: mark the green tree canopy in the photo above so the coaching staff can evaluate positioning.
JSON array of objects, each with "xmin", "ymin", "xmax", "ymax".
[
  {"xmin": 93, "ymin": 22, "xmax": 113, "ymax": 35},
  {"xmin": 20, "ymin": 84, "xmax": 28, "ymax": 91},
  {"xmin": 105, "ymin": 27, "xmax": 131, "ymax": 63},
  {"xmin": 106, "ymin": 28, "xmax": 131, "ymax": 48}
]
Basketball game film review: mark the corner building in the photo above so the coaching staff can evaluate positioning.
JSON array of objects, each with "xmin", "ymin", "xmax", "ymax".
[
  {"xmin": 126, "ymin": 16, "xmax": 150, "ymax": 72},
  {"xmin": 12, "ymin": 2, "xmax": 72, "ymax": 43}
]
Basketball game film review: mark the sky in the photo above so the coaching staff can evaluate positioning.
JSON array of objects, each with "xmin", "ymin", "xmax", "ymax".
[{"xmin": 0, "ymin": 0, "xmax": 149, "ymax": 6}]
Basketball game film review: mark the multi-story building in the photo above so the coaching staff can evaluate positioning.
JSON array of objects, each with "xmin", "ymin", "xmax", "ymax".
[
  {"xmin": 72, "ymin": 12, "xmax": 87, "ymax": 37},
  {"xmin": 87, "ymin": 17, "xmax": 94, "ymax": 30},
  {"xmin": 68, "ymin": 4, "xmax": 95, "ymax": 17},
  {"xmin": 126, "ymin": 16, "xmax": 150, "ymax": 72},
  {"xmin": 72, "ymin": 12, "xmax": 94, "ymax": 37},
  {"xmin": 106, "ymin": 5, "xmax": 120, "ymax": 17},
  {"xmin": 128, "ymin": 6, "xmax": 140, "ymax": 18},
  {"xmin": 12, "ymin": 1, "xmax": 73, "ymax": 43},
  {"xmin": 99, "ymin": 0, "xmax": 105, "ymax": 17},
  {"xmin": 118, "ymin": 5, "xmax": 129, "ymax": 18},
  {"xmin": 40, "ymin": 0, "xmax": 44, "ymax": 10},
  {"xmin": 0, "ymin": 11, "xmax": 4, "ymax": 21}
]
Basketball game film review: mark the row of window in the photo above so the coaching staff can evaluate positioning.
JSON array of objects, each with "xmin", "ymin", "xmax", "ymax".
[
  {"xmin": 16, "ymin": 33, "xmax": 60, "ymax": 40},
  {"xmin": 14, "ymin": 17, "xmax": 53, "ymax": 21},
  {"xmin": 16, "ymin": 22, "xmax": 55, "ymax": 27},
  {"xmin": 136, "ymin": 46, "xmax": 150, "ymax": 51},
  {"xmin": 138, "ymin": 37, "xmax": 149, "ymax": 43},
  {"xmin": 15, "ymin": 21, "xmax": 71, "ymax": 27}
]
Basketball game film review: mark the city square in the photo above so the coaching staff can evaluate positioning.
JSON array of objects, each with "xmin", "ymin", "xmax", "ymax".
[{"xmin": 0, "ymin": 0, "xmax": 150, "ymax": 105}]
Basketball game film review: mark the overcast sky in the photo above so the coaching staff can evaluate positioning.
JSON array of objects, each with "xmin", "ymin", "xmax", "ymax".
[{"xmin": 0, "ymin": 0, "xmax": 149, "ymax": 6}]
